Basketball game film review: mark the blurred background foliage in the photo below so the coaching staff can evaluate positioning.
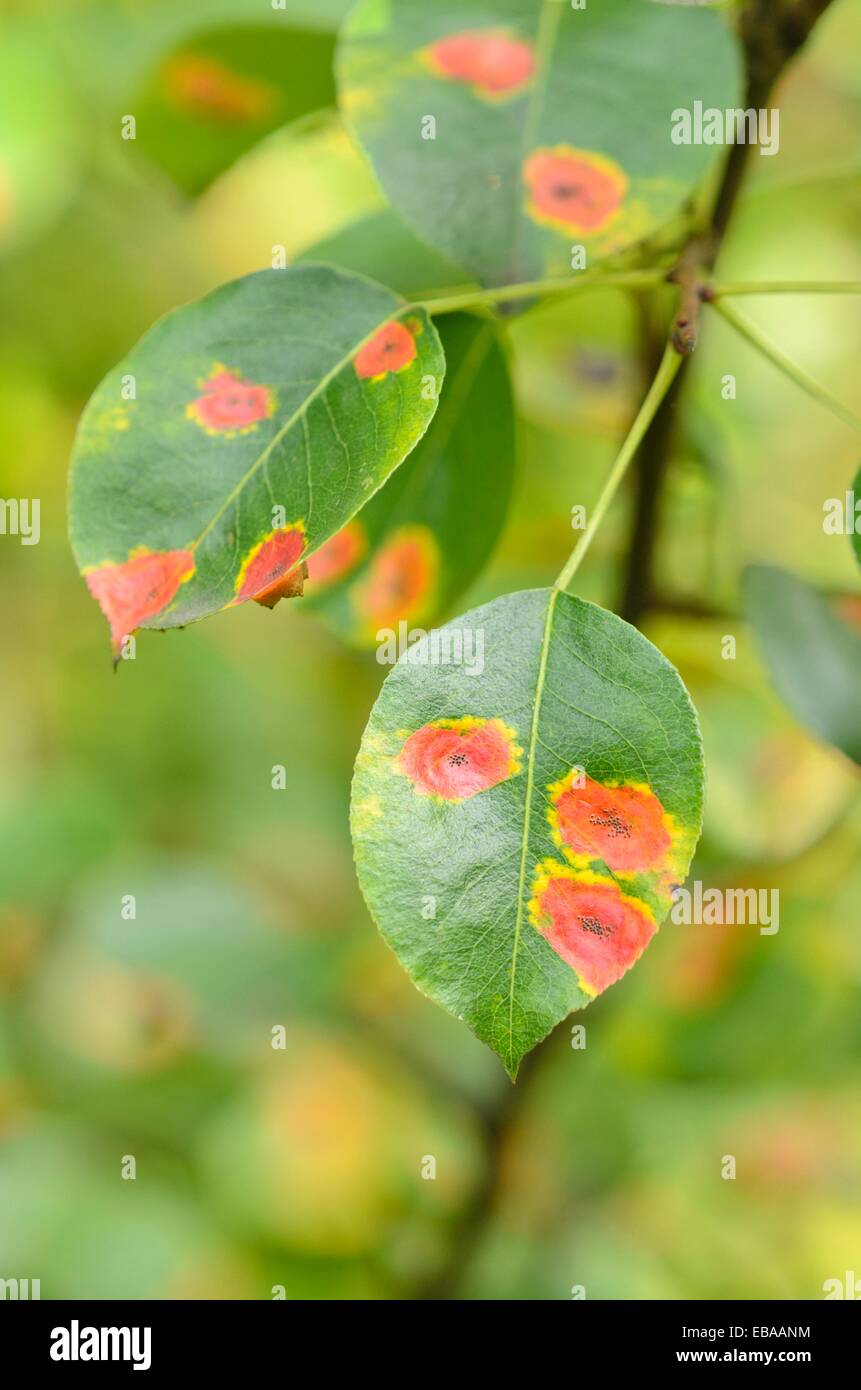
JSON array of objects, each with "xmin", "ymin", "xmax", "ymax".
[{"xmin": 0, "ymin": 0, "xmax": 859, "ymax": 1299}]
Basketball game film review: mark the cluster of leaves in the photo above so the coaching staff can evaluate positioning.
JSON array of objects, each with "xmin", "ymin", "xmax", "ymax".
[{"xmin": 67, "ymin": 0, "xmax": 858, "ymax": 1074}]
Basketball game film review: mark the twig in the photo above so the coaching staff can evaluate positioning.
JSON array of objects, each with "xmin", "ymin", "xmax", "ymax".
[
  {"xmin": 619, "ymin": 0, "xmax": 839, "ymax": 625},
  {"xmin": 669, "ymin": 238, "xmax": 713, "ymax": 355}
]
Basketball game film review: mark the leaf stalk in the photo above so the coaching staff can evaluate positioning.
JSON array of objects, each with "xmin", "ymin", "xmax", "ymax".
[
  {"xmin": 420, "ymin": 268, "xmax": 667, "ymax": 316},
  {"xmin": 553, "ymin": 340, "xmax": 683, "ymax": 594},
  {"xmin": 709, "ymin": 297, "xmax": 861, "ymax": 435}
]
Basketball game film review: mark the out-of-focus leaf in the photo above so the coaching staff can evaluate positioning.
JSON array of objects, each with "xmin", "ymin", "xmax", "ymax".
[
  {"xmin": 743, "ymin": 564, "xmax": 861, "ymax": 765},
  {"xmin": 300, "ymin": 312, "xmax": 515, "ymax": 645},
  {"xmin": 352, "ymin": 588, "xmax": 704, "ymax": 1076},
  {"xmin": 69, "ymin": 265, "xmax": 444, "ymax": 654},
  {"xmin": 134, "ymin": 26, "xmax": 336, "ymax": 195},
  {"xmin": 649, "ymin": 617, "xmax": 857, "ymax": 861},
  {"xmin": 338, "ymin": 0, "xmax": 741, "ymax": 286},
  {"xmin": 852, "ymin": 465, "xmax": 861, "ymax": 571},
  {"xmin": 299, "ymin": 207, "xmax": 472, "ymax": 300}
]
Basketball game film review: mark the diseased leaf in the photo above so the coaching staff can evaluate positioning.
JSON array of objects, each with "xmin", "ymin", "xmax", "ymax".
[
  {"xmin": 743, "ymin": 564, "xmax": 861, "ymax": 766},
  {"xmin": 351, "ymin": 587, "xmax": 704, "ymax": 1076},
  {"xmin": 69, "ymin": 265, "xmax": 444, "ymax": 654},
  {"xmin": 337, "ymin": 0, "xmax": 742, "ymax": 287}
]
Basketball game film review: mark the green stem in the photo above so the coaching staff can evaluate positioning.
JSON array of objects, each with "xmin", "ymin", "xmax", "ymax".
[
  {"xmin": 712, "ymin": 280, "xmax": 861, "ymax": 297},
  {"xmin": 420, "ymin": 268, "xmax": 666, "ymax": 316},
  {"xmin": 710, "ymin": 297, "xmax": 861, "ymax": 435},
  {"xmin": 554, "ymin": 340, "xmax": 683, "ymax": 594}
]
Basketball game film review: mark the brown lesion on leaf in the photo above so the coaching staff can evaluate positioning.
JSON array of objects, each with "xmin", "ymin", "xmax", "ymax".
[{"xmin": 253, "ymin": 560, "xmax": 308, "ymax": 609}]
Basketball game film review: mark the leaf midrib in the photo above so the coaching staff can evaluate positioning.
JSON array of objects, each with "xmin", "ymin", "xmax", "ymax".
[
  {"xmin": 507, "ymin": 585, "xmax": 559, "ymax": 1072},
  {"xmin": 189, "ymin": 303, "xmax": 415, "ymax": 556},
  {"xmin": 510, "ymin": 0, "xmax": 565, "ymax": 280}
]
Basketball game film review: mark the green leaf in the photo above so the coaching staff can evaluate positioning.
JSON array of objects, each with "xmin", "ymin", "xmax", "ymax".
[
  {"xmin": 337, "ymin": 0, "xmax": 742, "ymax": 287},
  {"xmin": 303, "ymin": 312, "xmax": 514, "ymax": 644},
  {"xmin": 69, "ymin": 265, "xmax": 444, "ymax": 655},
  {"xmin": 743, "ymin": 564, "xmax": 861, "ymax": 766},
  {"xmin": 852, "ymin": 466, "xmax": 861, "ymax": 572},
  {"xmin": 351, "ymin": 587, "xmax": 704, "ymax": 1076}
]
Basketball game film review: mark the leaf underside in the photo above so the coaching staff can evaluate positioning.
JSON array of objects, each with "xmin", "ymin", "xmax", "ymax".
[
  {"xmin": 302, "ymin": 311, "xmax": 516, "ymax": 644},
  {"xmin": 743, "ymin": 565, "xmax": 861, "ymax": 767},
  {"xmin": 351, "ymin": 588, "xmax": 704, "ymax": 1076}
]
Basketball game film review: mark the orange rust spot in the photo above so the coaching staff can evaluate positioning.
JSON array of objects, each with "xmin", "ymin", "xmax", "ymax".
[
  {"xmin": 529, "ymin": 863, "xmax": 656, "ymax": 996},
  {"xmin": 354, "ymin": 321, "xmax": 416, "ymax": 380},
  {"xmin": 352, "ymin": 525, "xmax": 437, "ymax": 630},
  {"xmin": 835, "ymin": 593, "xmax": 861, "ymax": 629},
  {"xmin": 424, "ymin": 29, "xmax": 534, "ymax": 98},
  {"xmin": 187, "ymin": 367, "xmax": 275, "ymax": 435},
  {"xmin": 235, "ymin": 524, "xmax": 306, "ymax": 608},
  {"xmin": 85, "ymin": 548, "xmax": 195, "ymax": 654},
  {"xmin": 396, "ymin": 716, "xmax": 521, "ymax": 802},
  {"xmin": 523, "ymin": 146, "xmax": 628, "ymax": 234},
  {"xmin": 549, "ymin": 772, "xmax": 672, "ymax": 874},
  {"xmin": 306, "ymin": 521, "xmax": 366, "ymax": 587},
  {"xmin": 163, "ymin": 54, "xmax": 277, "ymax": 123}
]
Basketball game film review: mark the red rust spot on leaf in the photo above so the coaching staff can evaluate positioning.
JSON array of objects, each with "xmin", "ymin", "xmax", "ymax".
[
  {"xmin": 354, "ymin": 321, "xmax": 416, "ymax": 380},
  {"xmin": 549, "ymin": 772, "xmax": 672, "ymax": 874},
  {"xmin": 835, "ymin": 594, "xmax": 861, "ymax": 629},
  {"xmin": 352, "ymin": 525, "xmax": 437, "ymax": 629},
  {"xmin": 187, "ymin": 367, "xmax": 275, "ymax": 434},
  {"xmin": 235, "ymin": 524, "xmax": 306, "ymax": 608},
  {"xmin": 424, "ymin": 29, "xmax": 534, "ymax": 98},
  {"xmin": 396, "ymin": 716, "xmax": 521, "ymax": 802},
  {"xmin": 306, "ymin": 521, "xmax": 366, "ymax": 587},
  {"xmin": 529, "ymin": 863, "xmax": 656, "ymax": 996},
  {"xmin": 163, "ymin": 55, "xmax": 277, "ymax": 123},
  {"xmin": 523, "ymin": 146, "xmax": 628, "ymax": 233},
  {"xmin": 85, "ymin": 548, "xmax": 195, "ymax": 654}
]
